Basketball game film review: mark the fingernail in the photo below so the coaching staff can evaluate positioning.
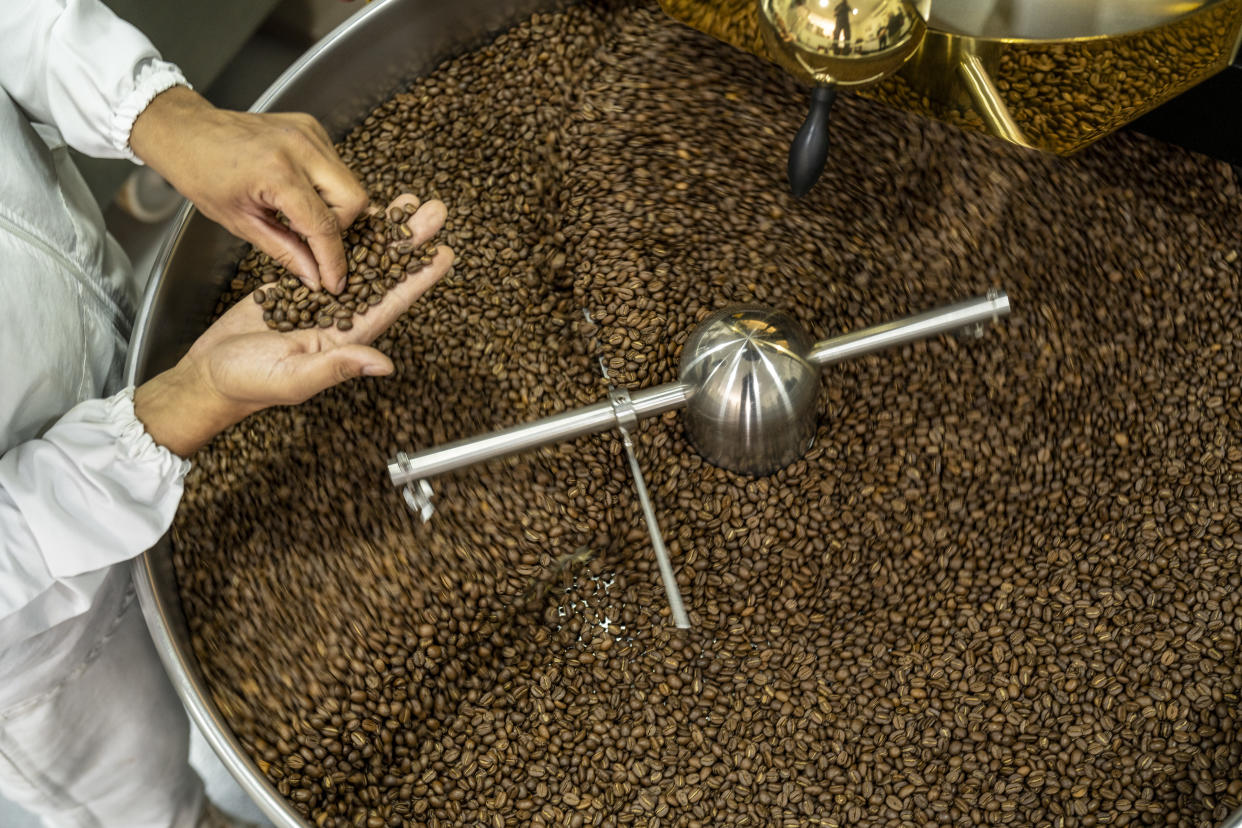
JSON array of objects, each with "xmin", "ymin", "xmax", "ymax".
[{"xmin": 362, "ymin": 364, "xmax": 390, "ymax": 377}]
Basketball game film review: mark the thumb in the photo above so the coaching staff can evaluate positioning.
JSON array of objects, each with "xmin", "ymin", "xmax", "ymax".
[{"xmin": 284, "ymin": 345, "xmax": 394, "ymax": 401}]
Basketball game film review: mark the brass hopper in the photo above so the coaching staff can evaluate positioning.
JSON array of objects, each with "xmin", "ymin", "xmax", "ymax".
[{"xmin": 660, "ymin": 0, "xmax": 1242, "ymax": 193}]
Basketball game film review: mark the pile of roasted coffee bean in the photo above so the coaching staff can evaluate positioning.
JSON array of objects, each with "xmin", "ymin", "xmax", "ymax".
[
  {"xmin": 236, "ymin": 204, "xmax": 437, "ymax": 332},
  {"xmin": 173, "ymin": 1, "xmax": 1242, "ymax": 826},
  {"xmin": 989, "ymin": 1, "xmax": 1240, "ymax": 154}
]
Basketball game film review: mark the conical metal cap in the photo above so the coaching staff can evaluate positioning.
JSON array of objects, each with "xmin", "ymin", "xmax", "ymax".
[{"xmin": 678, "ymin": 306, "xmax": 820, "ymax": 476}]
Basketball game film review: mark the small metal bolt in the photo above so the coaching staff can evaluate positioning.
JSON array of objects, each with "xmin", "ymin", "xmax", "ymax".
[{"xmin": 402, "ymin": 478, "xmax": 435, "ymax": 522}]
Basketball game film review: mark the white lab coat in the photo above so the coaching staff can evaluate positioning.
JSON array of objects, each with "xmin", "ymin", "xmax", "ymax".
[
  {"xmin": 0, "ymin": 0, "xmax": 188, "ymax": 655},
  {"xmin": 0, "ymin": 3, "xmax": 207, "ymax": 825}
]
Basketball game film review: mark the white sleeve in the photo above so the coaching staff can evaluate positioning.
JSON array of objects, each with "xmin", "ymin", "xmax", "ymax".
[
  {"xmin": 0, "ymin": 0, "xmax": 189, "ymax": 160},
  {"xmin": 0, "ymin": 388, "xmax": 188, "ymax": 638}
]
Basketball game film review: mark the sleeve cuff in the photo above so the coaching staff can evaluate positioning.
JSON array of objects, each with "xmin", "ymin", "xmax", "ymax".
[
  {"xmin": 0, "ymin": 387, "xmax": 190, "ymax": 579},
  {"xmin": 108, "ymin": 386, "xmax": 193, "ymax": 474},
  {"xmin": 110, "ymin": 58, "xmax": 191, "ymax": 161}
]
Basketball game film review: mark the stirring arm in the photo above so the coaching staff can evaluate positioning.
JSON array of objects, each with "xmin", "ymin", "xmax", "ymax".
[
  {"xmin": 388, "ymin": 290, "xmax": 1010, "ymax": 491},
  {"xmin": 387, "ymin": 383, "xmax": 686, "ymax": 487},
  {"xmin": 808, "ymin": 289, "xmax": 1010, "ymax": 366}
]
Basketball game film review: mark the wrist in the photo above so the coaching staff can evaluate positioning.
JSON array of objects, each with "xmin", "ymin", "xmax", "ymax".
[
  {"xmin": 133, "ymin": 361, "xmax": 250, "ymax": 458},
  {"xmin": 129, "ymin": 85, "xmax": 212, "ymax": 173}
]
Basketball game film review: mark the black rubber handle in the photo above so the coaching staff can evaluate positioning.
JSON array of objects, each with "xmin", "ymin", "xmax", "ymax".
[{"xmin": 788, "ymin": 85, "xmax": 837, "ymax": 198}]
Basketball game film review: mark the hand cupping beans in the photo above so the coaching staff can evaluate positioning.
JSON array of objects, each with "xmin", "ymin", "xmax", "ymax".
[{"xmin": 232, "ymin": 203, "xmax": 438, "ymax": 332}]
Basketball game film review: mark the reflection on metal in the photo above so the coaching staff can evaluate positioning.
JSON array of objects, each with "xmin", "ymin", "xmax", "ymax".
[
  {"xmin": 679, "ymin": 306, "xmax": 819, "ymax": 476},
  {"xmin": 958, "ymin": 52, "xmax": 1030, "ymax": 146},
  {"xmin": 396, "ymin": 460, "xmax": 435, "ymax": 522},
  {"xmin": 757, "ymin": 0, "xmax": 929, "ymax": 86},
  {"xmin": 387, "ymin": 294, "xmax": 1010, "ymax": 489},
  {"xmin": 659, "ymin": 0, "xmax": 1242, "ymax": 154},
  {"xmin": 1220, "ymin": 803, "xmax": 1242, "ymax": 828}
]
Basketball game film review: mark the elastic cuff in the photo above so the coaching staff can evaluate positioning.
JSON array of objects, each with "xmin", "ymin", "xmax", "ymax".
[
  {"xmin": 108, "ymin": 387, "xmax": 192, "ymax": 476},
  {"xmin": 111, "ymin": 59, "xmax": 191, "ymax": 161}
]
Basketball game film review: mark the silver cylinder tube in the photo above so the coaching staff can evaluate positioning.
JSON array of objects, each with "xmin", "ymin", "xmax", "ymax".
[
  {"xmin": 808, "ymin": 290, "xmax": 1011, "ymax": 367},
  {"xmin": 388, "ymin": 382, "xmax": 688, "ymax": 486}
]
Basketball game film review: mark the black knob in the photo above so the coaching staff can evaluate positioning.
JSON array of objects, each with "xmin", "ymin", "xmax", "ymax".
[{"xmin": 788, "ymin": 85, "xmax": 837, "ymax": 198}]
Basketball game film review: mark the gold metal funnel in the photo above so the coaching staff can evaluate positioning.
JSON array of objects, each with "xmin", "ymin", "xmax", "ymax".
[{"xmin": 754, "ymin": 0, "xmax": 932, "ymax": 192}]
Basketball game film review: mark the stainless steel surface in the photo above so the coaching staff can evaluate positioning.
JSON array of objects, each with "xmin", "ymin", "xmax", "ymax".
[
  {"xmin": 630, "ymin": 381, "xmax": 693, "ymax": 416},
  {"xmin": 807, "ymin": 289, "xmax": 1011, "ymax": 366},
  {"xmin": 679, "ymin": 305, "xmax": 819, "ymax": 476},
  {"xmin": 126, "ymin": 0, "xmax": 1015, "ymax": 819},
  {"xmin": 386, "ymin": 381, "xmax": 688, "ymax": 486},
  {"xmin": 388, "ymin": 400, "xmax": 616, "ymax": 484},
  {"xmin": 391, "ymin": 293, "xmax": 1010, "ymax": 488},
  {"xmin": 1221, "ymin": 805, "xmax": 1242, "ymax": 828},
  {"xmin": 125, "ymin": 1, "xmax": 566, "ymax": 826},
  {"xmin": 611, "ymin": 388, "xmax": 692, "ymax": 629},
  {"xmin": 931, "ymin": 0, "xmax": 1229, "ymax": 39}
]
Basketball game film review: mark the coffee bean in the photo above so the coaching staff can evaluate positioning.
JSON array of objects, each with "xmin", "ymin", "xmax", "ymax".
[{"xmin": 238, "ymin": 206, "xmax": 439, "ymax": 333}]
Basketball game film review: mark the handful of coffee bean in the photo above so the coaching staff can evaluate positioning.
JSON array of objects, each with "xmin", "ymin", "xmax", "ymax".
[{"xmin": 236, "ymin": 200, "xmax": 438, "ymax": 332}]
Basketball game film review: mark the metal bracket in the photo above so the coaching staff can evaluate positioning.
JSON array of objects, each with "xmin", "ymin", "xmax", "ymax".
[
  {"xmin": 403, "ymin": 479, "xmax": 435, "ymax": 523},
  {"xmin": 609, "ymin": 387, "xmax": 639, "ymax": 433},
  {"xmin": 395, "ymin": 452, "xmax": 435, "ymax": 522},
  {"xmin": 958, "ymin": 322, "xmax": 987, "ymax": 340},
  {"xmin": 586, "ymin": 310, "xmax": 690, "ymax": 629}
]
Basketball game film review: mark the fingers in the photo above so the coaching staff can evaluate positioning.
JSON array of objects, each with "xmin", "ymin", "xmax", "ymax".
[
  {"xmin": 386, "ymin": 193, "xmax": 421, "ymax": 214},
  {"xmin": 298, "ymin": 115, "xmax": 335, "ymax": 152},
  {"xmin": 373, "ymin": 193, "xmax": 421, "ymax": 228},
  {"xmin": 237, "ymin": 213, "xmax": 323, "ymax": 292},
  {"xmin": 272, "ymin": 116, "xmax": 368, "ymax": 293},
  {"xmin": 407, "ymin": 198, "xmax": 447, "ymax": 244},
  {"xmin": 304, "ymin": 153, "xmax": 369, "ymax": 231},
  {"xmin": 273, "ymin": 186, "xmax": 348, "ymax": 293},
  {"xmin": 389, "ymin": 198, "xmax": 449, "ymax": 253},
  {"xmin": 335, "ymin": 197, "xmax": 449, "ymax": 341},
  {"xmin": 389, "ymin": 243, "xmax": 454, "ymax": 308},
  {"xmin": 202, "ymin": 199, "xmax": 449, "ymax": 351},
  {"xmin": 283, "ymin": 344, "xmax": 395, "ymax": 403}
]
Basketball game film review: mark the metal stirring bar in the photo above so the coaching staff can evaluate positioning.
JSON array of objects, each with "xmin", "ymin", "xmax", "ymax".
[
  {"xmin": 388, "ymin": 383, "xmax": 686, "ymax": 487},
  {"xmin": 609, "ymin": 386, "xmax": 692, "ymax": 629},
  {"xmin": 808, "ymin": 289, "xmax": 1010, "ymax": 366},
  {"xmin": 388, "ymin": 291, "xmax": 1009, "ymax": 488}
]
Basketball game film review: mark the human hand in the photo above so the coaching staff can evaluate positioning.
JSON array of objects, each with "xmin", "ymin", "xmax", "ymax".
[
  {"xmin": 129, "ymin": 86, "xmax": 369, "ymax": 293},
  {"xmin": 134, "ymin": 195, "xmax": 451, "ymax": 458}
]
